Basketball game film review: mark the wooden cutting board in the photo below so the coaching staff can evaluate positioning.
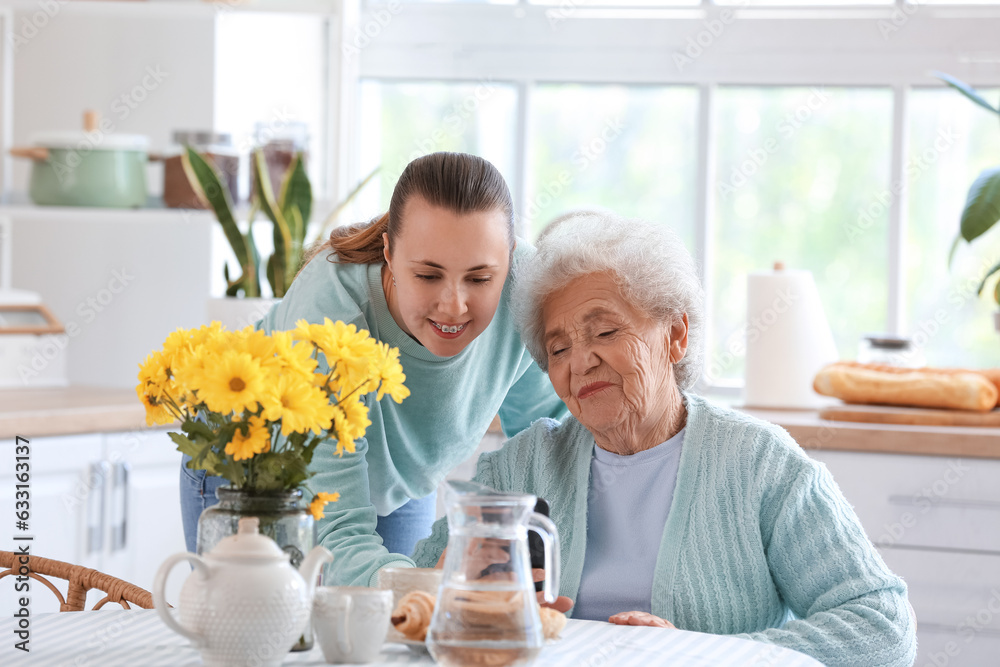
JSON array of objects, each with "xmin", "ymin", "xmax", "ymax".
[{"xmin": 820, "ymin": 403, "xmax": 1000, "ymax": 427}]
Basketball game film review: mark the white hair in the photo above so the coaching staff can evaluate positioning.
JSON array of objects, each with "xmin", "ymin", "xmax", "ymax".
[{"xmin": 514, "ymin": 212, "xmax": 705, "ymax": 391}]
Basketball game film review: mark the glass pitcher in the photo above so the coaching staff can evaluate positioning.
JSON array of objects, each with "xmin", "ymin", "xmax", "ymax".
[{"xmin": 428, "ymin": 481, "xmax": 560, "ymax": 667}]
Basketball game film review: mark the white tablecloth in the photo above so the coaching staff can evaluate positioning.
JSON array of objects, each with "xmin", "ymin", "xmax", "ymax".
[{"xmin": 1, "ymin": 609, "xmax": 823, "ymax": 666}]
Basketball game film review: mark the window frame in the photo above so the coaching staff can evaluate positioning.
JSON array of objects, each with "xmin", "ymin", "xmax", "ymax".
[{"xmin": 353, "ymin": 0, "xmax": 1000, "ymax": 392}]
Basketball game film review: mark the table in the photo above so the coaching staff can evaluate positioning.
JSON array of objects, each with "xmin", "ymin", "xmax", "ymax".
[{"xmin": 1, "ymin": 609, "xmax": 822, "ymax": 666}]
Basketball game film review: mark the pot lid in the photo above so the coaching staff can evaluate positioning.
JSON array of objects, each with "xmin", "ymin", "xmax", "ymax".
[
  {"xmin": 29, "ymin": 131, "xmax": 149, "ymax": 152},
  {"xmin": 207, "ymin": 517, "xmax": 288, "ymax": 561}
]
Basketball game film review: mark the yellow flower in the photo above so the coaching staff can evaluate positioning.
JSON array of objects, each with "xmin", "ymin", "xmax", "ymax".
[
  {"xmin": 291, "ymin": 319, "xmax": 338, "ymax": 353},
  {"xmin": 197, "ymin": 351, "xmax": 266, "ymax": 415},
  {"xmin": 162, "ymin": 327, "xmax": 194, "ymax": 356},
  {"xmin": 261, "ymin": 374, "xmax": 335, "ymax": 436},
  {"xmin": 225, "ymin": 416, "xmax": 271, "ymax": 461},
  {"xmin": 373, "ymin": 342, "xmax": 410, "ymax": 403},
  {"xmin": 136, "ymin": 386, "xmax": 175, "ymax": 426},
  {"xmin": 331, "ymin": 398, "xmax": 369, "ymax": 455},
  {"xmin": 189, "ymin": 322, "xmax": 228, "ymax": 354},
  {"xmin": 274, "ymin": 333, "xmax": 319, "ymax": 380},
  {"xmin": 308, "ymin": 491, "xmax": 340, "ymax": 520},
  {"xmin": 237, "ymin": 328, "xmax": 277, "ymax": 364},
  {"xmin": 137, "ymin": 351, "xmax": 170, "ymax": 396},
  {"xmin": 295, "ymin": 319, "xmax": 382, "ymax": 394}
]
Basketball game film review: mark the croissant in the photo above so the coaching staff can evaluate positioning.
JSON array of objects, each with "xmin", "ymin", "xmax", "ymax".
[
  {"xmin": 391, "ymin": 590, "xmax": 436, "ymax": 641},
  {"xmin": 539, "ymin": 606, "xmax": 567, "ymax": 640}
]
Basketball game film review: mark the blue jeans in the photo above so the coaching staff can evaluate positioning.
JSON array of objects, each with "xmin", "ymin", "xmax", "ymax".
[{"xmin": 179, "ymin": 455, "xmax": 437, "ymax": 558}]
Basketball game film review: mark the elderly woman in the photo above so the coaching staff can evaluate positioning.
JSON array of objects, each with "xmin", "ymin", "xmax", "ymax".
[{"xmin": 412, "ymin": 213, "xmax": 916, "ymax": 666}]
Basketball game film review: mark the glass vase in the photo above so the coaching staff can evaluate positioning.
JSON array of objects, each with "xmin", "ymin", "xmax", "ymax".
[{"xmin": 196, "ymin": 487, "xmax": 318, "ymax": 651}]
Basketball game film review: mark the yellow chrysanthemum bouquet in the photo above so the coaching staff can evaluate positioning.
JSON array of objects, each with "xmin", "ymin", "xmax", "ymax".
[{"xmin": 136, "ymin": 318, "xmax": 409, "ymax": 518}]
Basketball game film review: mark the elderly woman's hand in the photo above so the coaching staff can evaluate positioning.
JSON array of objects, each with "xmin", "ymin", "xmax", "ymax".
[{"xmin": 608, "ymin": 611, "xmax": 675, "ymax": 629}]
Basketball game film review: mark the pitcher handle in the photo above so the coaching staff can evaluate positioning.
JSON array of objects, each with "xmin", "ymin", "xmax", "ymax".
[
  {"xmin": 527, "ymin": 512, "xmax": 560, "ymax": 604},
  {"xmin": 153, "ymin": 552, "xmax": 209, "ymax": 648},
  {"xmin": 337, "ymin": 592, "xmax": 354, "ymax": 656}
]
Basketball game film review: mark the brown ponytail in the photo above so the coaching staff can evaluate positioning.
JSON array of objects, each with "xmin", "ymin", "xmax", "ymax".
[{"xmin": 312, "ymin": 152, "xmax": 514, "ymax": 268}]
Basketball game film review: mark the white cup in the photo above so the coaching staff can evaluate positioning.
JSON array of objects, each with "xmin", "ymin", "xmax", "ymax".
[{"xmin": 313, "ymin": 586, "xmax": 393, "ymax": 664}]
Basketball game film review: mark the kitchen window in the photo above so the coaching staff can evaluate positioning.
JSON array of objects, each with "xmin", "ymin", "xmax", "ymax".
[{"xmin": 352, "ymin": 0, "xmax": 1000, "ymax": 386}]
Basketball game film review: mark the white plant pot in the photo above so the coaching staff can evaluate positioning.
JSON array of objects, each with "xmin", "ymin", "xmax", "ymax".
[{"xmin": 206, "ymin": 297, "xmax": 279, "ymax": 331}]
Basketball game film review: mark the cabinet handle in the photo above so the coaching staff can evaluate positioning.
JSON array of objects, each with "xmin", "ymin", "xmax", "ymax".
[
  {"xmin": 86, "ymin": 462, "xmax": 110, "ymax": 556},
  {"xmin": 111, "ymin": 462, "xmax": 130, "ymax": 552},
  {"xmin": 887, "ymin": 495, "xmax": 1000, "ymax": 511}
]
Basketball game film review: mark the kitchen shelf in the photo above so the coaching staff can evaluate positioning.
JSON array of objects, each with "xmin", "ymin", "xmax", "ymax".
[
  {"xmin": 0, "ymin": 200, "xmax": 218, "ymax": 225},
  {"xmin": 0, "ymin": 197, "xmax": 352, "ymax": 229}
]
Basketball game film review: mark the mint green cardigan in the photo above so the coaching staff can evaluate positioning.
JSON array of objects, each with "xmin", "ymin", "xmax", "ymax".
[{"xmin": 412, "ymin": 394, "xmax": 917, "ymax": 666}]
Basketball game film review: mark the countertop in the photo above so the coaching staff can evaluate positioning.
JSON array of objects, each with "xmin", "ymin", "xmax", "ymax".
[
  {"xmin": 3, "ymin": 387, "xmax": 999, "ymax": 459},
  {"xmin": 0, "ymin": 386, "xmax": 152, "ymax": 439},
  {"xmin": 741, "ymin": 406, "xmax": 1000, "ymax": 460}
]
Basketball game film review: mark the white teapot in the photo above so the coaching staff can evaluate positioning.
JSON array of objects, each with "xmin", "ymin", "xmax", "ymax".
[{"xmin": 153, "ymin": 516, "xmax": 333, "ymax": 667}]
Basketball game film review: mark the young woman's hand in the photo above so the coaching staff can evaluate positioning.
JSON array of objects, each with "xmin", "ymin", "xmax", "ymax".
[
  {"xmin": 533, "ymin": 568, "xmax": 574, "ymax": 612},
  {"xmin": 608, "ymin": 611, "xmax": 675, "ymax": 629}
]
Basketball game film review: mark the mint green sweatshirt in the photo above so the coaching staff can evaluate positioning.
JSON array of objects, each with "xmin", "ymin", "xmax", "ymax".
[
  {"xmin": 412, "ymin": 394, "xmax": 917, "ymax": 667},
  {"xmin": 259, "ymin": 243, "xmax": 568, "ymax": 587}
]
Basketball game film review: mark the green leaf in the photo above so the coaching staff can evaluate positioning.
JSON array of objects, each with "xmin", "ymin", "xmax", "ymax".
[
  {"xmin": 252, "ymin": 455, "xmax": 285, "ymax": 491},
  {"xmin": 169, "ymin": 432, "xmax": 203, "ymax": 459},
  {"xmin": 960, "ymin": 167, "xmax": 1000, "ymax": 243},
  {"xmin": 279, "ymin": 154, "xmax": 312, "ymax": 245},
  {"xmin": 243, "ymin": 224, "xmax": 262, "ymax": 298},
  {"xmin": 201, "ymin": 449, "xmax": 224, "ymax": 477},
  {"xmin": 977, "ymin": 261, "xmax": 1000, "ymax": 295},
  {"xmin": 253, "ymin": 150, "xmax": 293, "ymax": 296},
  {"xmin": 216, "ymin": 456, "xmax": 245, "ymax": 487},
  {"xmin": 932, "ymin": 71, "xmax": 1000, "ymax": 116},
  {"xmin": 182, "ymin": 148, "xmax": 250, "ymax": 273},
  {"xmin": 266, "ymin": 254, "xmax": 278, "ymax": 298},
  {"xmin": 182, "ymin": 417, "xmax": 217, "ymax": 442},
  {"xmin": 279, "ymin": 456, "xmax": 310, "ymax": 490},
  {"xmin": 947, "ymin": 234, "xmax": 963, "ymax": 269}
]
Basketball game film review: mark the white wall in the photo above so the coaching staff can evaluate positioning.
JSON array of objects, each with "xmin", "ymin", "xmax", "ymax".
[
  {"xmin": 8, "ymin": 205, "xmax": 213, "ymax": 389},
  {"xmin": 0, "ymin": 3, "xmax": 349, "ymax": 388},
  {"xmin": 9, "ymin": 5, "xmax": 217, "ymax": 197}
]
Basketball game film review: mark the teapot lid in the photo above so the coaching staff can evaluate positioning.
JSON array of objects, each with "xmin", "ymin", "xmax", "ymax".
[{"xmin": 208, "ymin": 517, "xmax": 287, "ymax": 561}]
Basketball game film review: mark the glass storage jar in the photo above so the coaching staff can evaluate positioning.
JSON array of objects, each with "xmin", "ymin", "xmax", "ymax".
[
  {"xmin": 163, "ymin": 131, "xmax": 240, "ymax": 208},
  {"xmin": 857, "ymin": 334, "xmax": 924, "ymax": 368},
  {"xmin": 251, "ymin": 121, "xmax": 309, "ymax": 196}
]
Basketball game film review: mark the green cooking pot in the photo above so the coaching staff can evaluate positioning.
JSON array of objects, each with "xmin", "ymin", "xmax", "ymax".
[{"xmin": 12, "ymin": 131, "xmax": 149, "ymax": 208}]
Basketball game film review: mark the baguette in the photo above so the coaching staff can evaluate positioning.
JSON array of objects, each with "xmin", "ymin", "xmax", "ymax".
[
  {"xmin": 813, "ymin": 363, "xmax": 998, "ymax": 412},
  {"xmin": 836, "ymin": 362, "xmax": 1000, "ymax": 408}
]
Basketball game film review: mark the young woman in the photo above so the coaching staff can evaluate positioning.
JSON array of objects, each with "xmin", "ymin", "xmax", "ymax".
[{"xmin": 179, "ymin": 152, "xmax": 568, "ymax": 586}]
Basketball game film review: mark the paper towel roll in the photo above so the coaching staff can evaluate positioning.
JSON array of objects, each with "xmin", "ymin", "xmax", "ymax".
[{"xmin": 744, "ymin": 267, "xmax": 839, "ymax": 408}]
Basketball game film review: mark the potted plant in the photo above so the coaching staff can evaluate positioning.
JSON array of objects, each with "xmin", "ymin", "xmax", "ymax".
[
  {"xmin": 934, "ymin": 72, "xmax": 1000, "ymax": 331},
  {"xmin": 136, "ymin": 318, "xmax": 409, "ymax": 647},
  {"xmin": 183, "ymin": 147, "xmax": 378, "ymax": 329}
]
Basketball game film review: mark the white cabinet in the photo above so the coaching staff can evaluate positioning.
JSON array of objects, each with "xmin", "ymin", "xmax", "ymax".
[
  {"xmin": 101, "ymin": 429, "xmax": 186, "ymax": 606},
  {"xmin": 0, "ymin": 429, "xmax": 184, "ymax": 617},
  {"xmin": 809, "ymin": 450, "xmax": 1000, "ymax": 667}
]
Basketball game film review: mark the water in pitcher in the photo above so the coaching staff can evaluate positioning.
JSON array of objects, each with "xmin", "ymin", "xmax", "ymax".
[
  {"xmin": 427, "ymin": 482, "xmax": 560, "ymax": 667},
  {"xmin": 429, "ymin": 581, "xmax": 542, "ymax": 667}
]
